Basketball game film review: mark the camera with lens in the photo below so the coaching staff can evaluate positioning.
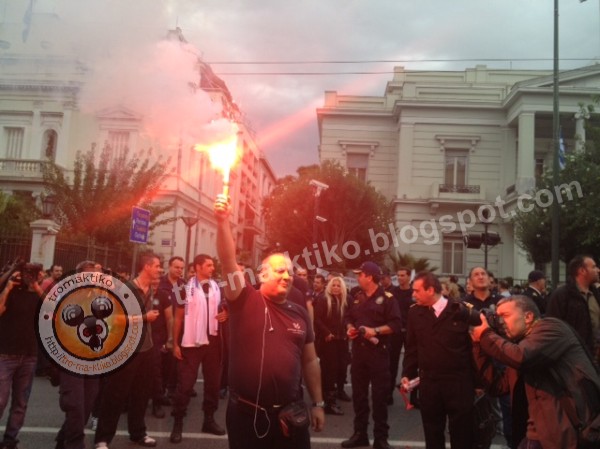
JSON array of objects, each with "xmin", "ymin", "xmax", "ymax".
[
  {"xmin": 451, "ymin": 302, "xmax": 503, "ymax": 334},
  {"xmin": 451, "ymin": 301, "xmax": 482, "ymax": 326},
  {"xmin": 5, "ymin": 259, "xmax": 43, "ymax": 291},
  {"xmin": 480, "ymin": 307, "xmax": 503, "ymax": 335}
]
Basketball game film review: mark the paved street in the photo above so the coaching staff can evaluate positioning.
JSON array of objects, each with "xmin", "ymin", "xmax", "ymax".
[{"xmin": 1, "ymin": 374, "xmax": 508, "ymax": 449}]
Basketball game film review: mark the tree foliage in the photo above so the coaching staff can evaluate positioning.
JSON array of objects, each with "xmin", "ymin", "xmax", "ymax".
[
  {"xmin": 43, "ymin": 144, "xmax": 174, "ymax": 248},
  {"xmin": 389, "ymin": 251, "xmax": 438, "ymax": 273},
  {"xmin": 514, "ymin": 103, "xmax": 600, "ymax": 264},
  {"xmin": 0, "ymin": 191, "xmax": 41, "ymax": 235},
  {"xmin": 262, "ymin": 161, "xmax": 393, "ymax": 271}
]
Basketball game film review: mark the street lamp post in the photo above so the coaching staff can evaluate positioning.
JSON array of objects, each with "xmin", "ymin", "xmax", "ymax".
[
  {"xmin": 551, "ymin": 0, "xmax": 560, "ymax": 287},
  {"xmin": 464, "ymin": 209, "xmax": 500, "ymax": 271},
  {"xmin": 180, "ymin": 216, "xmax": 199, "ymax": 269},
  {"xmin": 309, "ymin": 179, "xmax": 329, "ymax": 245}
]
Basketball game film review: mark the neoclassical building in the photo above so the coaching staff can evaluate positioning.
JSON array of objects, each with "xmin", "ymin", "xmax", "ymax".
[
  {"xmin": 0, "ymin": 6, "xmax": 275, "ymax": 269},
  {"xmin": 317, "ymin": 64, "xmax": 600, "ymax": 280}
]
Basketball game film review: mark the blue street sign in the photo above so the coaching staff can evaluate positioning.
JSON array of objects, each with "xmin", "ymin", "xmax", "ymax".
[{"xmin": 130, "ymin": 206, "xmax": 150, "ymax": 244}]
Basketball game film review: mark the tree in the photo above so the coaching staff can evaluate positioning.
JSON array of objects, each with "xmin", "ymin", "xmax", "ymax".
[
  {"xmin": 0, "ymin": 191, "xmax": 41, "ymax": 235},
  {"xmin": 43, "ymin": 144, "xmax": 174, "ymax": 251},
  {"xmin": 262, "ymin": 161, "xmax": 393, "ymax": 271},
  {"xmin": 389, "ymin": 251, "xmax": 438, "ymax": 273},
  {"xmin": 513, "ymin": 103, "xmax": 600, "ymax": 265}
]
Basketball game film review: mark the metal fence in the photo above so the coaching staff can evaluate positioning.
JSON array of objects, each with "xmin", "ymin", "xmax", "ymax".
[{"xmin": 0, "ymin": 233, "xmax": 132, "ymax": 272}]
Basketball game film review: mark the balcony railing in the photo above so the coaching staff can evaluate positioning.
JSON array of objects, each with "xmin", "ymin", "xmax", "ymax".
[
  {"xmin": 439, "ymin": 184, "xmax": 481, "ymax": 194},
  {"xmin": 0, "ymin": 159, "xmax": 48, "ymax": 178}
]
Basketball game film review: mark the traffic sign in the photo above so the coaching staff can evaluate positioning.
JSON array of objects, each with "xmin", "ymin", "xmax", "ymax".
[{"xmin": 129, "ymin": 206, "xmax": 150, "ymax": 244}]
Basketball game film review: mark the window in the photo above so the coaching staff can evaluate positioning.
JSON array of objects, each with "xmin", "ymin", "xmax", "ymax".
[
  {"xmin": 444, "ymin": 150, "xmax": 468, "ymax": 186},
  {"xmin": 535, "ymin": 158, "xmax": 544, "ymax": 180},
  {"xmin": 347, "ymin": 153, "xmax": 368, "ymax": 182},
  {"xmin": 442, "ymin": 235, "xmax": 465, "ymax": 275},
  {"xmin": 107, "ymin": 131, "xmax": 130, "ymax": 160},
  {"xmin": 4, "ymin": 127, "xmax": 24, "ymax": 158}
]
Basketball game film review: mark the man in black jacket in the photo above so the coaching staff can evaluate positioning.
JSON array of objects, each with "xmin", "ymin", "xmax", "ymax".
[
  {"xmin": 523, "ymin": 270, "xmax": 547, "ymax": 316},
  {"xmin": 401, "ymin": 271, "xmax": 475, "ymax": 449},
  {"xmin": 546, "ymin": 254, "xmax": 600, "ymax": 357}
]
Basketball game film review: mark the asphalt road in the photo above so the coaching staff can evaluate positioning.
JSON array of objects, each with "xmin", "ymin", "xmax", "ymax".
[{"xmin": 0, "ymin": 374, "xmax": 508, "ymax": 449}]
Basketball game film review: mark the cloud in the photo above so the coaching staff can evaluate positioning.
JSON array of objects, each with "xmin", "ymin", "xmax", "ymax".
[{"xmin": 4, "ymin": 0, "xmax": 598, "ymax": 176}]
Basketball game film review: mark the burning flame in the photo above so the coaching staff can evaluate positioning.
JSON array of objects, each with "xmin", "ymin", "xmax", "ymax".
[{"xmin": 194, "ymin": 121, "xmax": 241, "ymax": 196}]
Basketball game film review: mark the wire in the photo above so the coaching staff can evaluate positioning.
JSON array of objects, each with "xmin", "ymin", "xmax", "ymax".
[
  {"xmin": 204, "ymin": 57, "xmax": 599, "ymax": 76},
  {"xmin": 206, "ymin": 57, "xmax": 596, "ymax": 65}
]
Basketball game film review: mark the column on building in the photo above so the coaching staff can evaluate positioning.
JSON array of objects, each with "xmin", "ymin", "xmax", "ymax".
[
  {"xmin": 396, "ymin": 120, "xmax": 414, "ymax": 198},
  {"xmin": 574, "ymin": 109, "xmax": 590, "ymax": 153},
  {"xmin": 516, "ymin": 112, "xmax": 535, "ymax": 194}
]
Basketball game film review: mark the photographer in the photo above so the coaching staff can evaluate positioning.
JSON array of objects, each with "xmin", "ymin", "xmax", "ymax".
[
  {"xmin": 0, "ymin": 262, "xmax": 43, "ymax": 449},
  {"xmin": 471, "ymin": 295, "xmax": 600, "ymax": 449}
]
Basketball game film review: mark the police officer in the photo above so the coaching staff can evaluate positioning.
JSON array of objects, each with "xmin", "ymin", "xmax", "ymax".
[{"xmin": 341, "ymin": 262, "xmax": 401, "ymax": 449}]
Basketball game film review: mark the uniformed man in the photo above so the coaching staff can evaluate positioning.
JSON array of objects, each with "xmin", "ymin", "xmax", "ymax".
[
  {"xmin": 401, "ymin": 271, "xmax": 475, "ymax": 449},
  {"xmin": 341, "ymin": 262, "xmax": 401, "ymax": 449},
  {"xmin": 523, "ymin": 270, "xmax": 547, "ymax": 315},
  {"xmin": 463, "ymin": 267, "xmax": 502, "ymax": 312}
]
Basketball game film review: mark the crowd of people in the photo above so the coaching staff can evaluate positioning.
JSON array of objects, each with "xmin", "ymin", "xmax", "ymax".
[{"xmin": 0, "ymin": 195, "xmax": 599, "ymax": 449}]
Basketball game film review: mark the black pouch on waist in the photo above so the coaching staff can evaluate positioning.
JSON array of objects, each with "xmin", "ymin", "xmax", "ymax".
[{"xmin": 278, "ymin": 400, "xmax": 310, "ymax": 438}]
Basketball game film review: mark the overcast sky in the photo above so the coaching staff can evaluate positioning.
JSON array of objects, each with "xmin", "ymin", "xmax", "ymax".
[{"xmin": 3, "ymin": 0, "xmax": 599, "ymax": 177}]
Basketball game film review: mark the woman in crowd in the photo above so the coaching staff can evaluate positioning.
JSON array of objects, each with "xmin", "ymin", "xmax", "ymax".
[{"xmin": 313, "ymin": 276, "xmax": 351, "ymax": 415}]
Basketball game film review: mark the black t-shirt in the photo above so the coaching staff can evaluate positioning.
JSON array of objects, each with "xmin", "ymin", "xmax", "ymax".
[
  {"xmin": 395, "ymin": 287, "xmax": 414, "ymax": 330},
  {"xmin": 0, "ymin": 289, "xmax": 40, "ymax": 356},
  {"xmin": 228, "ymin": 286, "xmax": 314, "ymax": 406},
  {"xmin": 157, "ymin": 275, "xmax": 186, "ymax": 308},
  {"xmin": 151, "ymin": 288, "xmax": 173, "ymax": 346}
]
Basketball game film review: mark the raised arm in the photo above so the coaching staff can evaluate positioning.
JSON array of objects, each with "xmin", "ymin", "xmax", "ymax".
[{"xmin": 214, "ymin": 194, "xmax": 245, "ymax": 302}]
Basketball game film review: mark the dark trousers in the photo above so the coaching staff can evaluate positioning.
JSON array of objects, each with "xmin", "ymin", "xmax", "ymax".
[
  {"xmin": 94, "ymin": 350, "xmax": 153, "ymax": 444},
  {"xmin": 225, "ymin": 398, "xmax": 310, "ymax": 449},
  {"xmin": 319, "ymin": 338, "xmax": 348, "ymax": 394},
  {"xmin": 57, "ymin": 372, "xmax": 99, "ymax": 449},
  {"xmin": 151, "ymin": 344, "xmax": 175, "ymax": 401},
  {"xmin": 388, "ymin": 331, "xmax": 405, "ymax": 395},
  {"xmin": 172, "ymin": 337, "xmax": 221, "ymax": 417},
  {"xmin": 419, "ymin": 376, "xmax": 474, "ymax": 449},
  {"xmin": 350, "ymin": 341, "xmax": 391, "ymax": 441}
]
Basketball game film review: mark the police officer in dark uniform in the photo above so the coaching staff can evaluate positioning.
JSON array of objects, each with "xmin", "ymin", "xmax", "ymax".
[
  {"xmin": 463, "ymin": 266, "xmax": 502, "ymax": 312},
  {"xmin": 341, "ymin": 262, "xmax": 401, "ymax": 449},
  {"xmin": 523, "ymin": 270, "xmax": 547, "ymax": 315}
]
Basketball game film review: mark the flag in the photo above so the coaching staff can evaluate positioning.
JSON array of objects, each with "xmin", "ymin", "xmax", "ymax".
[
  {"xmin": 22, "ymin": 0, "xmax": 34, "ymax": 43},
  {"xmin": 559, "ymin": 128, "xmax": 566, "ymax": 170}
]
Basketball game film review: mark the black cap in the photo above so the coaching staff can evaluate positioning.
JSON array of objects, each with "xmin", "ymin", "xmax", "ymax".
[{"xmin": 353, "ymin": 262, "xmax": 382, "ymax": 277}]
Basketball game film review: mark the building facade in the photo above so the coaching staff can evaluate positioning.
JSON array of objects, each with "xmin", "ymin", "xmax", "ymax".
[
  {"xmin": 317, "ymin": 64, "xmax": 600, "ymax": 280},
  {"xmin": 0, "ymin": 7, "xmax": 275, "ymax": 270}
]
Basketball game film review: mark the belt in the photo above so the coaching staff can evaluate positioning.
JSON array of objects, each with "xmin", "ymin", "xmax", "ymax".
[
  {"xmin": 229, "ymin": 391, "xmax": 284, "ymax": 415},
  {"xmin": 355, "ymin": 340, "xmax": 387, "ymax": 349}
]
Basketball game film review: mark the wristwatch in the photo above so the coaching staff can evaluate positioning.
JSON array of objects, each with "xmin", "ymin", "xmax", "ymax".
[
  {"xmin": 375, "ymin": 327, "xmax": 381, "ymax": 336},
  {"xmin": 312, "ymin": 401, "xmax": 325, "ymax": 408}
]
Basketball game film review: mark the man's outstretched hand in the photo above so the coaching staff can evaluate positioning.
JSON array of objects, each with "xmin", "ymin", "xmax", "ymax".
[{"xmin": 214, "ymin": 194, "xmax": 230, "ymax": 221}]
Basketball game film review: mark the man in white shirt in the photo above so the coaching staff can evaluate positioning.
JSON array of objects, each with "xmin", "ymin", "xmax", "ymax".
[{"xmin": 170, "ymin": 254, "xmax": 226, "ymax": 443}]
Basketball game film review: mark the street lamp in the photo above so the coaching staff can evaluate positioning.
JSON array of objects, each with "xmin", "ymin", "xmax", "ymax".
[
  {"xmin": 463, "ymin": 209, "xmax": 501, "ymax": 270},
  {"xmin": 180, "ymin": 216, "xmax": 199, "ymax": 269},
  {"xmin": 309, "ymin": 179, "xmax": 329, "ymax": 245},
  {"xmin": 41, "ymin": 194, "xmax": 57, "ymax": 219}
]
